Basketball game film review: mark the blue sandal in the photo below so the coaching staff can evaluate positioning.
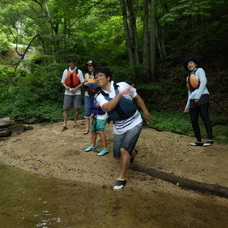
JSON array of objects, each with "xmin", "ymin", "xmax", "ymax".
[
  {"xmin": 85, "ymin": 146, "xmax": 97, "ymax": 152},
  {"xmin": 97, "ymin": 150, "xmax": 109, "ymax": 156}
]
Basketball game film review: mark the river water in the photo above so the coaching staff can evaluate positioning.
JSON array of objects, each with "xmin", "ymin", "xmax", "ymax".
[{"xmin": 0, "ymin": 163, "xmax": 227, "ymax": 228}]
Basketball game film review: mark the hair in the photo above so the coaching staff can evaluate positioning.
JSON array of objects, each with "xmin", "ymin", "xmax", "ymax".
[
  {"xmin": 68, "ymin": 58, "xmax": 76, "ymax": 63},
  {"xmin": 94, "ymin": 67, "xmax": 112, "ymax": 81},
  {"xmin": 86, "ymin": 60, "xmax": 97, "ymax": 68},
  {"xmin": 183, "ymin": 57, "xmax": 201, "ymax": 71}
]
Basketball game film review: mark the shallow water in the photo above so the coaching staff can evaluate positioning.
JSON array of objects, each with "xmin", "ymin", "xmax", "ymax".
[{"xmin": 0, "ymin": 163, "xmax": 227, "ymax": 228}]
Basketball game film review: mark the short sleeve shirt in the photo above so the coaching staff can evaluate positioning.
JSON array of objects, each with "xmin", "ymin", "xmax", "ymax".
[
  {"xmin": 96, "ymin": 81, "xmax": 143, "ymax": 134},
  {"xmin": 61, "ymin": 67, "xmax": 84, "ymax": 95}
]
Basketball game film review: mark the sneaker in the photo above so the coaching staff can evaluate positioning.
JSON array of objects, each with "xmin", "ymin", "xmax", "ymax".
[
  {"xmin": 97, "ymin": 150, "xmax": 109, "ymax": 156},
  {"xmin": 190, "ymin": 142, "xmax": 203, "ymax": 146},
  {"xmin": 203, "ymin": 140, "xmax": 214, "ymax": 147},
  {"xmin": 85, "ymin": 146, "xmax": 96, "ymax": 152},
  {"xmin": 113, "ymin": 179, "xmax": 127, "ymax": 190}
]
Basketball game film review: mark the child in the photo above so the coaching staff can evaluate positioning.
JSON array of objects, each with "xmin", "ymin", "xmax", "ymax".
[{"xmin": 84, "ymin": 83, "xmax": 109, "ymax": 156}]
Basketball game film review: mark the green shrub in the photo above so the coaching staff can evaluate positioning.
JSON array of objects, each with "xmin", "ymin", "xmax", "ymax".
[{"xmin": 150, "ymin": 111, "xmax": 228, "ymax": 144}]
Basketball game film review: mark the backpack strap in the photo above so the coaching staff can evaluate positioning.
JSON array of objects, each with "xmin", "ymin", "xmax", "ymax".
[{"xmin": 99, "ymin": 82, "xmax": 118, "ymax": 96}]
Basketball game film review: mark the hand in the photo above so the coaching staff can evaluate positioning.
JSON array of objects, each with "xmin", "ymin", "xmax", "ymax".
[
  {"xmin": 184, "ymin": 109, "xmax": 189, "ymax": 113},
  {"xmin": 119, "ymin": 87, "xmax": 132, "ymax": 96},
  {"xmin": 143, "ymin": 111, "xmax": 151, "ymax": 122},
  {"xmin": 70, "ymin": 88, "xmax": 76, "ymax": 94},
  {"xmin": 90, "ymin": 114, "xmax": 94, "ymax": 119},
  {"xmin": 194, "ymin": 99, "xmax": 199, "ymax": 103}
]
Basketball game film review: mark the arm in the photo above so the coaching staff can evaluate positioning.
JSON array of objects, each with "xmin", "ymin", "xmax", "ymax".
[
  {"xmin": 102, "ymin": 88, "xmax": 132, "ymax": 112},
  {"xmin": 195, "ymin": 68, "xmax": 207, "ymax": 101},
  {"xmin": 61, "ymin": 82, "xmax": 70, "ymax": 91},
  {"xmin": 134, "ymin": 95, "xmax": 151, "ymax": 121},
  {"xmin": 61, "ymin": 70, "xmax": 70, "ymax": 91},
  {"xmin": 184, "ymin": 90, "xmax": 191, "ymax": 112},
  {"xmin": 71, "ymin": 82, "xmax": 84, "ymax": 93}
]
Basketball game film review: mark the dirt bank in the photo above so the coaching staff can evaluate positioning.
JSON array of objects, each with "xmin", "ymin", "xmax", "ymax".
[{"xmin": 0, "ymin": 120, "xmax": 227, "ymax": 196}]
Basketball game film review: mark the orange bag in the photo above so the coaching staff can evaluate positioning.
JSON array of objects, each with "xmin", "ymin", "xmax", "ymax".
[{"xmin": 186, "ymin": 73, "xmax": 199, "ymax": 91}]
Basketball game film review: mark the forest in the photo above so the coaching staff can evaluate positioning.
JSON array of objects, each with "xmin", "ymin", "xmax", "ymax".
[{"xmin": 0, "ymin": 0, "xmax": 227, "ymax": 143}]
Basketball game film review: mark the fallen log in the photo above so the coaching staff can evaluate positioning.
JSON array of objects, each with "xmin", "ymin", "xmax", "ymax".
[
  {"xmin": 0, "ymin": 128, "xmax": 11, "ymax": 137},
  {"xmin": 130, "ymin": 165, "xmax": 228, "ymax": 198},
  {"xmin": 0, "ymin": 117, "xmax": 15, "ymax": 128}
]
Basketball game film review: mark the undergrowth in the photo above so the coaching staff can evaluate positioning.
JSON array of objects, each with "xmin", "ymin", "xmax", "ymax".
[{"xmin": 150, "ymin": 111, "xmax": 228, "ymax": 144}]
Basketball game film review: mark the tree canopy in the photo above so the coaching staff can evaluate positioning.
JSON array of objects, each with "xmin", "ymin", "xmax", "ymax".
[{"xmin": 0, "ymin": 0, "xmax": 227, "ymax": 123}]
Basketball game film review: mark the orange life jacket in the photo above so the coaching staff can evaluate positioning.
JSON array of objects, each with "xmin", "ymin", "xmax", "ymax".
[{"xmin": 65, "ymin": 69, "xmax": 80, "ymax": 87}]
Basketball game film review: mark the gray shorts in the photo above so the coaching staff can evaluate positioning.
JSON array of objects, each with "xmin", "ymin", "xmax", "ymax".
[
  {"xmin": 63, "ymin": 95, "xmax": 82, "ymax": 110},
  {"xmin": 113, "ymin": 122, "xmax": 143, "ymax": 158}
]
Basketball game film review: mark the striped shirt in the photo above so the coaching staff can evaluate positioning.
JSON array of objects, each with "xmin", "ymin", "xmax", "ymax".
[{"xmin": 96, "ymin": 81, "xmax": 143, "ymax": 135}]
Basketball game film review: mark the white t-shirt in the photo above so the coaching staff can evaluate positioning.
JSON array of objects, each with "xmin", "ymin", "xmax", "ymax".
[
  {"xmin": 96, "ymin": 81, "xmax": 143, "ymax": 134},
  {"xmin": 61, "ymin": 67, "xmax": 84, "ymax": 95},
  {"xmin": 93, "ymin": 94, "xmax": 108, "ymax": 120},
  {"xmin": 96, "ymin": 112, "xmax": 108, "ymax": 120}
]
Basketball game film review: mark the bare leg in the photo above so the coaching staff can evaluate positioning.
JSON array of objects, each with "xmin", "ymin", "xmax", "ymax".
[
  {"xmin": 91, "ymin": 132, "xmax": 97, "ymax": 147},
  {"xmin": 84, "ymin": 118, "xmax": 90, "ymax": 133},
  {"xmin": 96, "ymin": 131, "xmax": 107, "ymax": 150},
  {"xmin": 117, "ymin": 148, "xmax": 130, "ymax": 180},
  {"xmin": 63, "ymin": 110, "xmax": 68, "ymax": 127},
  {"xmin": 73, "ymin": 108, "xmax": 80, "ymax": 125},
  {"xmin": 85, "ymin": 118, "xmax": 90, "ymax": 131}
]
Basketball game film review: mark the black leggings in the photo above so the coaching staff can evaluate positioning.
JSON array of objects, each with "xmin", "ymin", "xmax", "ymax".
[{"xmin": 190, "ymin": 103, "xmax": 213, "ymax": 142}]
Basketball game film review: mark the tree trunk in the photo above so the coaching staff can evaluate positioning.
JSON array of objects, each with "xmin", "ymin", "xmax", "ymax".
[
  {"xmin": 120, "ymin": 0, "xmax": 140, "ymax": 70},
  {"xmin": 126, "ymin": 0, "xmax": 140, "ymax": 65},
  {"xmin": 155, "ymin": 22, "xmax": 167, "ymax": 61},
  {"xmin": 120, "ymin": 0, "xmax": 134, "ymax": 65},
  {"xmin": 149, "ymin": 0, "xmax": 156, "ymax": 81},
  {"xmin": 160, "ymin": 27, "xmax": 167, "ymax": 59},
  {"xmin": 143, "ymin": 0, "xmax": 150, "ymax": 79}
]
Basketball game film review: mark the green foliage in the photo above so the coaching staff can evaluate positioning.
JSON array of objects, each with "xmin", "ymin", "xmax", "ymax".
[
  {"xmin": 0, "ymin": 0, "xmax": 226, "ymax": 141},
  {"xmin": 0, "ymin": 98, "xmax": 62, "ymax": 123},
  {"xmin": 0, "ymin": 64, "xmax": 14, "ymax": 99},
  {"xmin": 0, "ymin": 62, "xmax": 64, "ymax": 122},
  {"xmin": 135, "ymin": 65, "xmax": 187, "ymax": 111},
  {"xmin": 111, "ymin": 64, "xmax": 148, "ymax": 84},
  {"xmin": 151, "ymin": 111, "xmax": 193, "ymax": 135},
  {"xmin": 0, "ymin": 33, "xmax": 9, "ymax": 57},
  {"xmin": 150, "ymin": 111, "xmax": 228, "ymax": 144}
]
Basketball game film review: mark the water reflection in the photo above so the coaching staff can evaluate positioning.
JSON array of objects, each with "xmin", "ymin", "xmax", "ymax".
[{"xmin": 0, "ymin": 163, "xmax": 227, "ymax": 228}]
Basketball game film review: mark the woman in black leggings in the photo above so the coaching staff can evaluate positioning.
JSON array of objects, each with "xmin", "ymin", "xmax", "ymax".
[{"xmin": 183, "ymin": 57, "xmax": 214, "ymax": 146}]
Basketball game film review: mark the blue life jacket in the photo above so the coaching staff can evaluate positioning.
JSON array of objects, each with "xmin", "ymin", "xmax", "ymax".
[
  {"xmin": 91, "ymin": 96, "xmax": 105, "ymax": 115},
  {"xmin": 100, "ymin": 83, "xmax": 136, "ymax": 121}
]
